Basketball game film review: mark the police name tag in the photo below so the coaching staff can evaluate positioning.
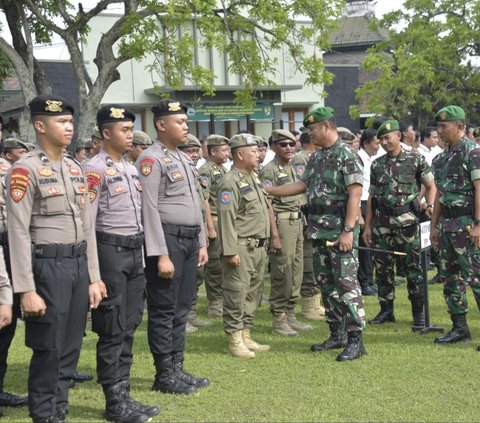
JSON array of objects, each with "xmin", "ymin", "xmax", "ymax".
[{"xmin": 420, "ymin": 221, "xmax": 431, "ymax": 249}]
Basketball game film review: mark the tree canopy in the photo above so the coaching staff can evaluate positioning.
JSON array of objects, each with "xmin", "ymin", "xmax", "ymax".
[
  {"xmin": 351, "ymin": 0, "xmax": 480, "ymax": 127},
  {"xmin": 0, "ymin": 0, "xmax": 345, "ymax": 141}
]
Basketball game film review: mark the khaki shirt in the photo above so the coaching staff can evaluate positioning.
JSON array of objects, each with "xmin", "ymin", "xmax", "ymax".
[
  {"xmin": 84, "ymin": 149, "xmax": 143, "ymax": 236},
  {"xmin": 6, "ymin": 148, "xmax": 101, "ymax": 293},
  {"xmin": 198, "ymin": 159, "xmax": 226, "ymax": 215},
  {"xmin": 292, "ymin": 149, "xmax": 310, "ymax": 206},
  {"xmin": 0, "ymin": 158, "xmax": 11, "ymax": 233},
  {"xmin": 217, "ymin": 166, "xmax": 270, "ymax": 256},
  {"xmin": 136, "ymin": 140, "xmax": 206, "ymax": 257}
]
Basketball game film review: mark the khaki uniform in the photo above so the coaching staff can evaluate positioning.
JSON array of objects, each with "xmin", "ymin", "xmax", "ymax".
[{"xmin": 218, "ymin": 167, "xmax": 270, "ymax": 333}]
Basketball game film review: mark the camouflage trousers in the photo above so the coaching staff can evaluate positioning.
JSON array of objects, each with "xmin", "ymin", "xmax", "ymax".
[
  {"xmin": 373, "ymin": 223, "xmax": 423, "ymax": 303},
  {"xmin": 312, "ymin": 239, "xmax": 365, "ymax": 332},
  {"xmin": 439, "ymin": 230, "xmax": 480, "ymax": 315}
]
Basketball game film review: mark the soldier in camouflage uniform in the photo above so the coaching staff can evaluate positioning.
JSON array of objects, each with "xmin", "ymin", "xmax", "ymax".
[
  {"xmin": 363, "ymin": 119, "xmax": 435, "ymax": 328},
  {"xmin": 430, "ymin": 106, "xmax": 480, "ymax": 346},
  {"xmin": 266, "ymin": 106, "xmax": 366, "ymax": 362}
]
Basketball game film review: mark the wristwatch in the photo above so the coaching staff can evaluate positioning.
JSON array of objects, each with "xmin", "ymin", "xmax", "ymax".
[{"xmin": 343, "ymin": 225, "xmax": 353, "ymax": 233}]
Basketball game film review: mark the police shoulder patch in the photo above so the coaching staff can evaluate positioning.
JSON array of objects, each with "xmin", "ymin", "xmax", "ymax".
[
  {"xmin": 10, "ymin": 167, "xmax": 30, "ymax": 202},
  {"xmin": 221, "ymin": 191, "xmax": 232, "ymax": 205},
  {"xmin": 140, "ymin": 157, "xmax": 155, "ymax": 176}
]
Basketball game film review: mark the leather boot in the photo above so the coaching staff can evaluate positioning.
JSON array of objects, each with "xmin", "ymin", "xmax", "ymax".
[
  {"xmin": 336, "ymin": 331, "xmax": 366, "ymax": 362},
  {"xmin": 185, "ymin": 321, "xmax": 198, "ymax": 333},
  {"xmin": 228, "ymin": 331, "xmax": 255, "ymax": 359},
  {"xmin": 188, "ymin": 306, "xmax": 212, "ymax": 328},
  {"xmin": 118, "ymin": 381, "xmax": 160, "ymax": 418},
  {"xmin": 242, "ymin": 328, "xmax": 270, "ymax": 352},
  {"xmin": 151, "ymin": 354, "xmax": 197, "ymax": 394},
  {"xmin": 301, "ymin": 295, "xmax": 324, "ymax": 321},
  {"xmin": 411, "ymin": 301, "xmax": 425, "ymax": 328},
  {"xmin": 272, "ymin": 313, "xmax": 299, "ymax": 337},
  {"xmin": 103, "ymin": 382, "xmax": 150, "ymax": 423},
  {"xmin": 286, "ymin": 310, "xmax": 312, "ymax": 332},
  {"xmin": 369, "ymin": 300, "xmax": 395, "ymax": 324},
  {"xmin": 435, "ymin": 314, "xmax": 471, "ymax": 344},
  {"xmin": 311, "ymin": 322, "xmax": 347, "ymax": 352},
  {"xmin": 207, "ymin": 299, "xmax": 223, "ymax": 317},
  {"xmin": 172, "ymin": 351, "xmax": 209, "ymax": 389},
  {"xmin": 314, "ymin": 294, "xmax": 326, "ymax": 317}
]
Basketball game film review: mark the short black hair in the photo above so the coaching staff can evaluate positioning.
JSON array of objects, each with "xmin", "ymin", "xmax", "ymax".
[
  {"xmin": 372, "ymin": 116, "xmax": 389, "ymax": 130},
  {"xmin": 360, "ymin": 128, "xmax": 377, "ymax": 149},
  {"xmin": 420, "ymin": 127, "xmax": 436, "ymax": 143},
  {"xmin": 299, "ymin": 132, "xmax": 311, "ymax": 146}
]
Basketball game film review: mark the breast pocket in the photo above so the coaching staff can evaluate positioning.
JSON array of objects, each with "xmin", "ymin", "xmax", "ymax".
[
  {"xmin": 38, "ymin": 185, "xmax": 65, "ymax": 215},
  {"xmin": 243, "ymin": 190, "xmax": 260, "ymax": 215},
  {"xmin": 165, "ymin": 171, "xmax": 187, "ymax": 196},
  {"xmin": 106, "ymin": 183, "xmax": 129, "ymax": 209}
]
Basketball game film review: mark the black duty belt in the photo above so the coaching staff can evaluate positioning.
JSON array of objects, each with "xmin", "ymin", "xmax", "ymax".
[
  {"xmin": 96, "ymin": 231, "xmax": 144, "ymax": 249},
  {"xmin": 162, "ymin": 223, "xmax": 201, "ymax": 239},
  {"xmin": 238, "ymin": 237, "xmax": 269, "ymax": 248},
  {"xmin": 308, "ymin": 203, "xmax": 346, "ymax": 217},
  {"xmin": 34, "ymin": 241, "xmax": 87, "ymax": 259},
  {"xmin": 442, "ymin": 205, "xmax": 475, "ymax": 219},
  {"xmin": 377, "ymin": 203, "xmax": 412, "ymax": 216}
]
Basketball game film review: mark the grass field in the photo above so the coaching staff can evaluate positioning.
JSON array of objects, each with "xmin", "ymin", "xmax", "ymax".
[{"xmin": 3, "ymin": 279, "xmax": 480, "ymax": 422}]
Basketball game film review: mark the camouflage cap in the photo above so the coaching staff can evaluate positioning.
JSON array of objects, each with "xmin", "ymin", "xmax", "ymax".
[
  {"xmin": 179, "ymin": 133, "xmax": 202, "ymax": 149},
  {"xmin": 303, "ymin": 106, "xmax": 334, "ymax": 128},
  {"xmin": 24, "ymin": 142, "xmax": 36, "ymax": 152},
  {"xmin": 337, "ymin": 127, "xmax": 355, "ymax": 141},
  {"xmin": 229, "ymin": 133, "xmax": 258, "ymax": 150},
  {"xmin": 206, "ymin": 134, "xmax": 229, "ymax": 147},
  {"xmin": 97, "ymin": 104, "xmax": 135, "ymax": 126},
  {"xmin": 92, "ymin": 126, "xmax": 102, "ymax": 140},
  {"xmin": 376, "ymin": 119, "xmax": 399, "ymax": 139},
  {"xmin": 133, "ymin": 130, "xmax": 152, "ymax": 146},
  {"xmin": 4, "ymin": 137, "xmax": 29, "ymax": 151},
  {"xmin": 435, "ymin": 105, "xmax": 466, "ymax": 123},
  {"xmin": 84, "ymin": 140, "xmax": 94, "ymax": 149},
  {"xmin": 254, "ymin": 136, "xmax": 268, "ymax": 147},
  {"xmin": 271, "ymin": 129, "xmax": 296, "ymax": 143},
  {"xmin": 29, "ymin": 95, "xmax": 74, "ymax": 117}
]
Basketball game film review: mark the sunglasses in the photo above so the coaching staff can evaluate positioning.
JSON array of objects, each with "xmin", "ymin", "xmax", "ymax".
[{"xmin": 276, "ymin": 141, "xmax": 296, "ymax": 148}]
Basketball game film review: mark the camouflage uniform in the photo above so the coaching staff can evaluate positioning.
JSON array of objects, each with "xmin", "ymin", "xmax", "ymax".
[
  {"xmin": 302, "ymin": 139, "xmax": 365, "ymax": 332},
  {"xmin": 370, "ymin": 148, "xmax": 433, "ymax": 303}
]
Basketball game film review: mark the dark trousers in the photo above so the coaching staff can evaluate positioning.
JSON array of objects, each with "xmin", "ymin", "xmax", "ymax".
[
  {"xmin": 27, "ymin": 255, "xmax": 89, "ymax": 418},
  {"xmin": 145, "ymin": 233, "xmax": 199, "ymax": 356},
  {"xmin": 92, "ymin": 243, "xmax": 145, "ymax": 386}
]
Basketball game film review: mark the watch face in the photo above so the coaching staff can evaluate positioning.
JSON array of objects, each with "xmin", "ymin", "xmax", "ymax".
[{"xmin": 344, "ymin": 225, "xmax": 353, "ymax": 232}]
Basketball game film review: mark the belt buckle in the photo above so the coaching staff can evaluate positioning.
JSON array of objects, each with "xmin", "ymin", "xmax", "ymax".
[{"xmin": 254, "ymin": 239, "xmax": 260, "ymax": 248}]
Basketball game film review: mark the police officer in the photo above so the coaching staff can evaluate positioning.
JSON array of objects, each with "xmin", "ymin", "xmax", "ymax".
[
  {"xmin": 6, "ymin": 95, "xmax": 106, "ymax": 422},
  {"xmin": 266, "ymin": 106, "xmax": 366, "ymax": 362},
  {"xmin": 363, "ymin": 119, "xmax": 435, "ymax": 329},
  {"xmin": 85, "ymin": 105, "xmax": 159, "ymax": 423},
  {"xmin": 137, "ymin": 99, "xmax": 209, "ymax": 394},
  {"xmin": 430, "ymin": 106, "xmax": 480, "ymax": 346},
  {"xmin": 125, "ymin": 130, "xmax": 152, "ymax": 164},
  {"xmin": 218, "ymin": 134, "xmax": 270, "ymax": 359},
  {"xmin": 260, "ymin": 129, "xmax": 309, "ymax": 336},
  {"xmin": 198, "ymin": 135, "xmax": 230, "ymax": 317}
]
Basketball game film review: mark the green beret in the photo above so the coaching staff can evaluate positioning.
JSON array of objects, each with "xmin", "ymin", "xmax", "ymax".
[
  {"xmin": 132, "ymin": 130, "xmax": 152, "ymax": 146},
  {"xmin": 271, "ymin": 129, "xmax": 296, "ymax": 143},
  {"xmin": 29, "ymin": 95, "xmax": 74, "ymax": 117},
  {"xmin": 4, "ymin": 137, "xmax": 29, "ymax": 151},
  {"xmin": 376, "ymin": 119, "xmax": 399, "ymax": 138},
  {"xmin": 435, "ymin": 105, "xmax": 466, "ymax": 122},
  {"xmin": 206, "ymin": 134, "xmax": 229, "ymax": 147},
  {"xmin": 179, "ymin": 134, "xmax": 202, "ymax": 149},
  {"xmin": 229, "ymin": 134, "xmax": 258, "ymax": 150},
  {"xmin": 303, "ymin": 106, "xmax": 334, "ymax": 128},
  {"xmin": 97, "ymin": 104, "xmax": 135, "ymax": 126},
  {"xmin": 254, "ymin": 136, "xmax": 268, "ymax": 147}
]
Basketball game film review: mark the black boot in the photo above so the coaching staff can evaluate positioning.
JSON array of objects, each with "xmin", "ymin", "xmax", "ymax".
[
  {"xmin": 311, "ymin": 322, "xmax": 347, "ymax": 352},
  {"xmin": 369, "ymin": 300, "xmax": 395, "ymax": 324},
  {"xmin": 54, "ymin": 403, "xmax": 68, "ymax": 421},
  {"xmin": 434, "ymin": 314, "xmax": 471, "ymax": 344},
  {"xmin": 118, "ymin": 381, "xmax": 160, "ymax": 418},
  {"xmin": 360, "ymin": 283, "xmax": 377, "ymax": 296},
  {"xmin": 103, "ymin": 382, "xmax": 150, "ymax": 423},
  {"xmin": 411, "ymin": 301, "xmax": 425, "ymax": 328},
  {"xmin": 172, "ymin": 352, "xmax": 209, "ymax": 389},
  {"xmin": 336, "ymin": 331, "xmax": 366, "ymax": 362},
  {"xmin": 152, "ymin": 354, "xmax": 197, "ymax": 394}
]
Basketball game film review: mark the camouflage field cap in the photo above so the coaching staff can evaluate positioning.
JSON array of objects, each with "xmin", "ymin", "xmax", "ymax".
[
  {"xmin": 92, "ymin": 126, "xmax": 102, "ymax": 140},
  {"xmin": 271, "ymin": 129, "xmax": 296, "ymax": 143},
  {"xmin": 179, "ymin": 133, "xmax": 202, "ymax": 149},
  {"xmin": 4, "ymin": 137, "xmax": 29, "ymax": 151},
  {"xmin": 229, "ymin": 133, "xmax": 258, "ymax": 150},
  {"xmin": 254, "ymin": 136, "xmax": 268, "ymax": 147},
  {"xmin": 337, "ymin": 127, "xmax": 355, "ymax": 141},
  {"xmin": 376, "ymin": 119, "xmax": 399, "ymax": 139},
  {"xmin": 133, "ymin": 130, "xmax": 152, "ymax": 146},
  {"xmin": 206, "ymin": 134, "xmax": 229, "ymax": 147},
  {"xmin": 435, "ymin": 106, "xmax": 466, "ymax": 123},
  {"xmin": 303, "ymin": 106, "xmax": 334, "ymax": 128}
]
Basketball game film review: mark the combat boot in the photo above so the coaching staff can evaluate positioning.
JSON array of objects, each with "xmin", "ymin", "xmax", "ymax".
[
  {"xmin": 187, "ymin": 307, "xmax": 212, "ymax": 328},
  {"xmin": 311, "ymin": 322, "xmax": 347, "ymax": 352},
  {"xmin": 286, "ymin": 310, "xmax": 312, "ymax": 332},
  {"xmin": 434, "ymin": 314, "xmax": 471, "ymax": 344},
  {"xmin": 272, "ymin": 313, "xmax": 299, "ymax": 337},
  {"xmin": 228, "ymin": 331, "xmax": 255, "ymax": 359},
  {"xmin": 118, "ymin": 381, "xmax": 160, "ymax": 418},
  {"xmin": 103, "ymin": 382, "xmax": 150, "ymax": 423},
  {"xmin": 185, "ymin": 321, "xmax": 198, "ymax": 333},
  {"xmin": 242, "ymin": 328, "xmax": 271, "ymax": 352},
  {"xmin": 411, "ymin": 301, "xmax": 425, "ymax": 329},
  {"xmin": 301, "ymin": 295, "xmax": 323, "ymax": 321},
  {"xmin": 369, "ymin": 300, "xmax": 395, "ymax": 324},
  {"xmin": 152, "ymin": 354, "xmax": 197, "ymax": 394},
  {"xmin": 207, "ymin": 299, "xmax": 223, "ymax": 317},
  {"xmin": 314, "ymin": 294, "xmax": 326, "ymax": 316},
  {"xmin": 172, "ymin": 351, "xmax": 209, "ymax": 389},
  {"xmin": 336, "ymin": 331, "xmax": 366, "ymax": 362}
]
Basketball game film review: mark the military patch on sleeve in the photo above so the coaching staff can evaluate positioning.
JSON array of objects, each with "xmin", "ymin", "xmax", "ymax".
[
  {"xmin": 295, "ymin": 165, "xmax": 305, "ymax": 177},
  {"xmin": 221, "ymin": 191, "xmax": 232, "ymax": 204},
  {"xmin": 10, "ymin": 167, "xmax": 30, "ymax": 202},
  {"xmin": 140, "ymin": 158, "xmax": 155, "ymax": 176},
  {"xmin": 262, "ymin": 179, "xmax": 273, "ymax": 188},
  {"xmin": 200, "ymin": 176, "xmax": 209, "ymax": 188}
]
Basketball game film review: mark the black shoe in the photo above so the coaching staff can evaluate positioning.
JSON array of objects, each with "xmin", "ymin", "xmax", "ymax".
[
  {"xmin": 361, "ymin": 285, "xmax": 377, "ymax": 296},
  {"xmin": 172, "ymin": 352, "xmax": 209, "ymax": 389},
  {"xmin": 311, "ymin": 322, "xmax": 347, "ymax": 352},
  {"xmin": 103, "ymin": 383, "xmax": 150, "ymax": 423},
  {"xmin": 434, "ymin": 314, "xmax": 471, "ymax": 344},
  {"xmin": 73, "ymin": 371, "xmax": 93, "ymax": 383},
  {"xmin": 68, "ymin": 379, "xmax": 75, "ymax": 389},
  {"xmin": 152, "ymin": 354, "xmax": 197, "ymax": 394},
  {"xmin": 428, "ymin": 275, "xmax": 442, "ymax": 285},
  {"xmin": 32, "ymin": 416, "xmax": 63, "ymax": 423},
  {"xmin": 369, "ymin": 301, "xmax": 395, "ymax": 324},
  {"xmin": 411, "ymin": 301, "xmax": 425, "ymax": 329},
  {"xmin": 0, "ymin": 391, "xmax": 28, "ymax": 407},
  {"xmin": 117, "ymin": 381, "xmax": 160, "ymax": 418},
  {"xmin": 336, "ymin": 331, "xmax": 366, "ymax": 362},
  {"xmin": 55, "ymin": 403, "xmax": 68, "ymax": 421}
]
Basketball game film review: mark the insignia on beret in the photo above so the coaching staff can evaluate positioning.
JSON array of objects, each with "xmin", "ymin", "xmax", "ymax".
[
  {"xmin": 307, "ymin": 115, "xmax": 315, "ymax": 123},
  {"xmin": 110, "ymin": 108, "xmax": 125, "ymax": 119},
  {"xmin": 168, "ymin": 102, "xmax": 182, "ymax": 112},
  {"xmin": 45, "ymin": 100, "xmax": 63, "ymax": 113},
  {"xmin": 440, "ymin": 112, "xmax": 447, "ymax": 121},
  {"xmin": 385, "ymin": 123, "xmax": 391, "ymax": 130},
  {"xmin": 246, "ymin": 136, "xmax": 255, "ymax": 144}
]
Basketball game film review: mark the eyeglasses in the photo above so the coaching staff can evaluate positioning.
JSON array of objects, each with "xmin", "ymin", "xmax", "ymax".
[{"xmin": 276, "ymin": 141, "xmax": 296, "ymax": 148}]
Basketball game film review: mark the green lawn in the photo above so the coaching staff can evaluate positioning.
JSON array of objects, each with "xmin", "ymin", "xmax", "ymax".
[{"xmin": 4, "ymin": 280, "xmax": 480, "ymax": 422}]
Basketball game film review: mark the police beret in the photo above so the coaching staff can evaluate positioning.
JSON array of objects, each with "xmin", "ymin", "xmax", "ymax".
[
  {"xmin": 206, "ymin": 134, "xmax": 229, "ymax": 147},
  {"xmin": 132, "ymin": 130, "xmax": 152, "ymax": 146},
  {"xmin": 92, "ymin": 126, "xmax": 102, "ymax": 140},
  {"xmin": 179, "ymin": 134, "xmax": 202, "ymax": 149},
  {"xmin": 29, "ymin": 95, "xmax": 74, "ymax": 117},
  {"xmin": 376, "ymin": 119, "xmax": 399, "ymax": 138},
  {"xmin": 337, "ymin": 127, "xmax": 355, "ymax": 141},
  {"xmin": 4, "ymin": 137, "xmax": 29, "ymax": 151},
  {"xmin": 229, "ymin": 133, "xmax": 258, "ymax": 150},
  {"xmin": 254, "ymin": 136, "xmax": 268, "ymax": 147},
  {"xmin": 151, "ymin": 100, "xmax": 187, "ymax": 118},
  {"xmin": 271, "ymin": 129, "xmax": 296, "ymax": 143},
  {"xmin": 96, "ymin": 104, "xmax": 135, "ymax": 126},
  {"xmin": 435, "ymin": 105, "xmax": 466, "ymax": 122},
  {"xmin": 303, "ymin": 106, "xmax": 335, "ymax": 128}
]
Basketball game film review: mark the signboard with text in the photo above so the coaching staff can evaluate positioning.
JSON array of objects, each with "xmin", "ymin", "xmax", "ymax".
[{"xmin": 186, "ymin": 103, "xmax": 273, "ymax": 121}]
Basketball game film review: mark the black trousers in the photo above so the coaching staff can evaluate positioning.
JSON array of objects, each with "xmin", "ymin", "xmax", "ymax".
[
  {"xmin": 92, "ymin": 243, "xmax": 145, "ymax": 386},
  {"xmin": 145, "ymin": 233, "xmax": 198, "ymax": 356},
  {"xmin": 27, "ymin": 254, "xmax": 89, "ymax": 418}
]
